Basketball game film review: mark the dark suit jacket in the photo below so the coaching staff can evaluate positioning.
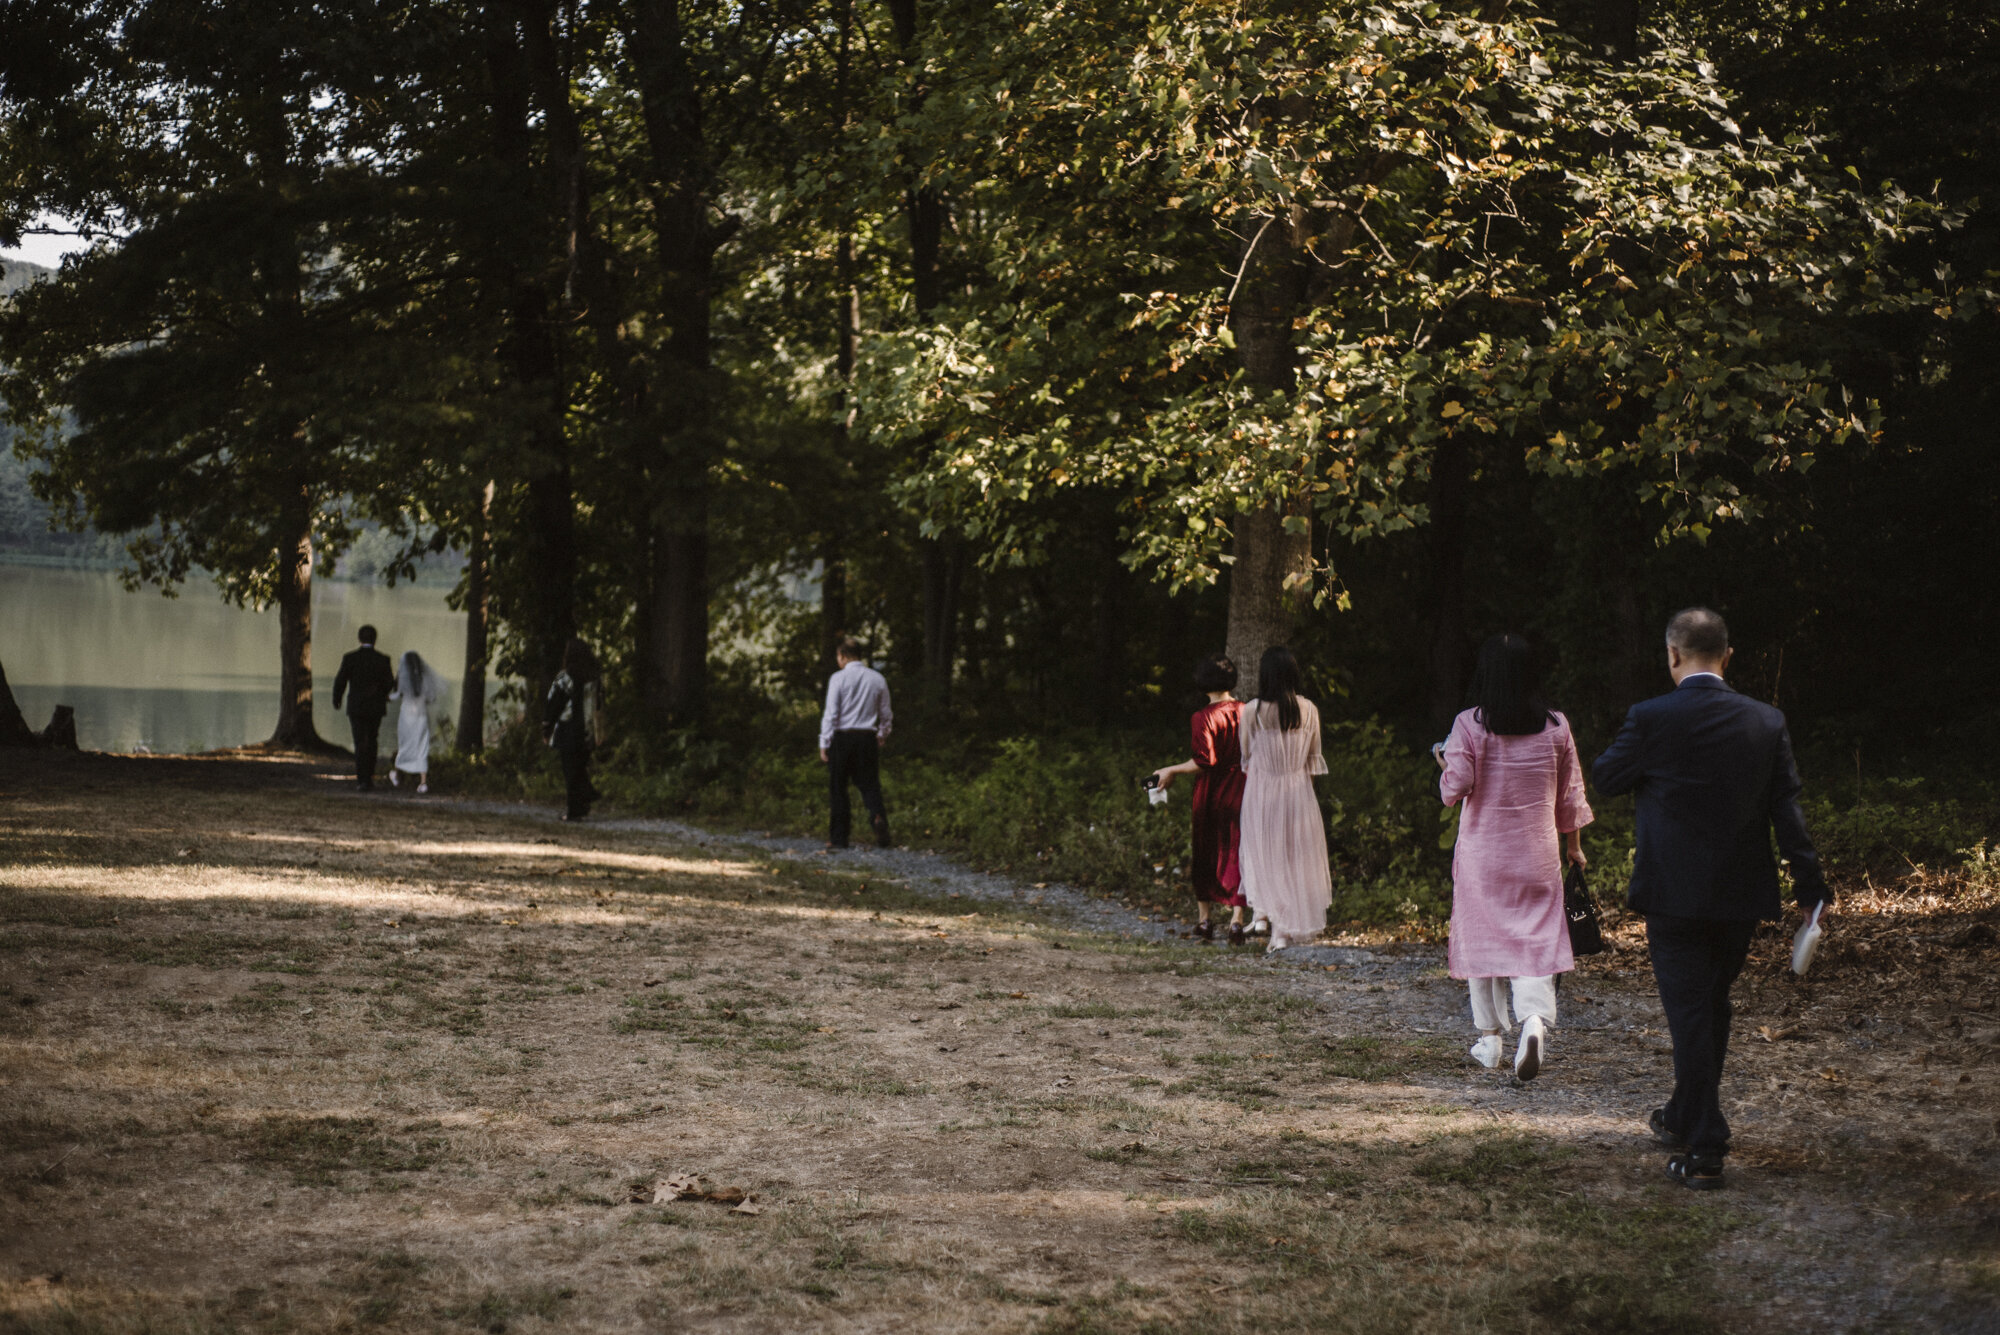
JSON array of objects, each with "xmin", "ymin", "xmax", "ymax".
[
  {"xmin": 1591, "ymin": 675, "xmax": 1827, "ymax": 921},
  {"xmin": 332, "ymin": 646, "xmax": 395, "ymax": 720}
]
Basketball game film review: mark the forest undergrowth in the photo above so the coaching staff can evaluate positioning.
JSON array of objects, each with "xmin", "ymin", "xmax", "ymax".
[{"xmin": 436, "ymin": 711, "xmax": 2000, "ymax": 942}]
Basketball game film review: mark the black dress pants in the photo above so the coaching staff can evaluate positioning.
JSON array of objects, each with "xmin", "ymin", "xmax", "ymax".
[
  {"xmin": 350, "ymin": 713, "xmax": 384, "ymax": 790},
  {"xmin": 827, "ymin": 729, "xmax": 889, "ymax": 848},
  {"xmin": 1645, "ymin": 914, "xmax": 1757, "ymax": 1159},
  {"xmin": 558, "ymin": 742, "xmax": 594, "ymax": 819}
]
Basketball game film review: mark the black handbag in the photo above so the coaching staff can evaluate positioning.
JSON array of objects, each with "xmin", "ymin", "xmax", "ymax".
[{"xmin": 1563, "ymin": 863, "xmax": 1607, "ymax": 956}]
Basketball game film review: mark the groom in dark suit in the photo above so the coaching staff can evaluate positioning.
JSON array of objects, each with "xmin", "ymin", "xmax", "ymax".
[
  {"xmin": 1592, "ymin": 607, "xmax": 1829, "ymax": 1190},
  {"xmin": 332, "ymin": 625, "xmax": 396, "ymax": 792}
]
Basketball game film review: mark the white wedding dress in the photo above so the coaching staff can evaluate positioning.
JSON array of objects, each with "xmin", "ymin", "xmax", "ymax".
[{"xmin": 390, "ymin": 653, "xmax": 445, "ymax": 775}]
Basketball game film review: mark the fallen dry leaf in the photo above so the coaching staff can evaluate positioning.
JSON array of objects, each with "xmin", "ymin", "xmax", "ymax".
[
  {"xmin": 643, "ymin": 978, "xmax": 663, "ymax": 988},
  {"xmin": 651, "ymin": 1171, "xmax": 703, "ymax": 1203},
  {"xmin": 731, "ymin": 1199, "xmax": 762, "ymax": 1216}
]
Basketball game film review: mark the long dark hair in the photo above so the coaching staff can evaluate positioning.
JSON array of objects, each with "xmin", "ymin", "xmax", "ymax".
[
  {"xmin": 1468, "ymin": 634, "xmax": 1553, "ymax": 735},
  {"xmin": 560, "ymin": 636, "xmax": 599, "ymax": 685},
  {"xmin": 1254, "ymin": 645, "xmax": 1306, "ymax": 731}
]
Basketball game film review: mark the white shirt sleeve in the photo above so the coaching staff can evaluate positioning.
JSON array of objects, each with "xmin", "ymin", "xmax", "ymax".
[{"xmin": 819, "ymin": 671, "xmax": 842, "ymax": 750}]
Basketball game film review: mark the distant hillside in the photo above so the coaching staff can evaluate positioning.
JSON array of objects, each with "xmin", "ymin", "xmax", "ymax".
[
  {"xmin": 0, "ymin": 254, "xmax": 463, "ymax": 582},
  {"xmin": 0, "ymin": 257, "xmax": 53, "ymax": 296},
  {"xmin": 0, "ymin": 443, "xmax": 127, "ymax": 566}
]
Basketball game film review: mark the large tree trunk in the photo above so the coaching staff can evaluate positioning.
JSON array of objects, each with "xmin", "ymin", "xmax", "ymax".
[
  {"xmin": 823, "ymin": 215, "xmax": 858, "ymax": 677},
  {"xmin": 920, "ymin": 539, "xmax": 964, "ymax": 703},
  {"xmin": 521, "ymin": 454, "xmax": 577, "ymax": 693},
  {"xmin": 1224, "ymin": 206, "xmax": 1312, "ymax": 698},
  {"xmin": 1588, "ymin": 0, "xmax": 1641, "ymax": 58},
  {"xmin": 0, "ymin": 660, "xmax": 37, "ymax": 746},
  {"xmin": 268, "ymin": 482, "xmax": 323, "ymax": 749},
  {"xmin": 1092, "ymin": 535, "xmax": 1129, "ymax": 724},
  {"xmin": 890, "ymin": 0, "xmax": 960, "ymax": 705},
  {"xmin": 819, "ymin": 542, "xmax": 848, "ymax": 676},
  {"xmin": 1612, "ymin": 561, "xmax": 1650, "ymax": 710},
  {"xmin": 1224, "ymin": 506, "xmax": 1311, "ymax": 699},
  {"xmin": 456, "ymin": 479, "xmax": 493, "ymax": 754},
  {"xmin": 483, "ymin": 6, "xmax": 574, "ymax": 698},
  {"xmin": 647, "ymin": 485, "xmax": 709, "ymax": 721},
  {"xmin": 629, "ymin": 0, "xmax": 721, "ymax": 725},
  {"xmin": 1425, "ymin": 436, "xmax": 1472, "ymax": 732}
]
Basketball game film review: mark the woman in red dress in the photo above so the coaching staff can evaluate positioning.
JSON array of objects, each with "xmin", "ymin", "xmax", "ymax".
[{"xmin": 1151, "ymin": 654, "xmax": 1249, "ymax": 943}]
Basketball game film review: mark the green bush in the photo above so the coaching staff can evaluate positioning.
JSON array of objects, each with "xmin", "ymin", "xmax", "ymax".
[
  {"xmin": 448, "ymin": 714, "xmax": 1464, "ymax": 924},
  {"xmin": 1803, "ymin": 790, "xmax": 2000, "ymax": 873},
  {"xmin": 440, "ymin": 713, "xmax": 1998, "ymax": 929}
]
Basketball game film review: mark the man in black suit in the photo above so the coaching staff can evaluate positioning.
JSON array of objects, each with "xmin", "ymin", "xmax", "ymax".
[
  {"xmin": 332, "ymin": 624, "xmax": 396, "ymax": 792},
  {"xmin": 1592, "ymin": 607, "xmax": 1829, "ymax": 1191}
]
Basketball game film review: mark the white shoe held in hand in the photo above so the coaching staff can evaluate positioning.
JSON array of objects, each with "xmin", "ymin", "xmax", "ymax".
[
  {"xmin": 1514, "ymin": 1015, "xmax": 1546, "ymax": 1080},
  {"xmin": 1792, "ymin": 902, "xmax": 1825, "ymax": 976},
  {"xmin": 1470, "ymin": 1034, "xmax": 1503, "ymax": 1069}
]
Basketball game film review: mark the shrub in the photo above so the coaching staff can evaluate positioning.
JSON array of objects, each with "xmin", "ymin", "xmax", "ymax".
[{"xmin": 442, "ymin": 709, "xmax": 1999, "ymax": 930}]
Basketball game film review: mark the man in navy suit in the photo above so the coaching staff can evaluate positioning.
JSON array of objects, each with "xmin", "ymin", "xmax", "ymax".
[
  {"xmin": 332, "ymin": 625, "xmax": 396, "ymax": 792},
  {"xmin": 1592, "ymin": 607, "xmax": 1829, "ymax": 1190}
]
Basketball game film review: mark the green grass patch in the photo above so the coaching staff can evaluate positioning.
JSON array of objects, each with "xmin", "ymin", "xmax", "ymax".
[{"xmin": 241, "ymin": 1115, "xmax": 447, "ymax": 1187}]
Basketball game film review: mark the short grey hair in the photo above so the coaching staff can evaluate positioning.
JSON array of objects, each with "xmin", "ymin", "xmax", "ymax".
[{"xmin": 1665, "ymin": 606, "xmax": 1729, "ymax": 660}]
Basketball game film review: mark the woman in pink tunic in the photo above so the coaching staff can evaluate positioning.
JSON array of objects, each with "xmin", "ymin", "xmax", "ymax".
[{"xmin": 1437, "ymin": 634, "xmax": 1592, "ymax": 1080}]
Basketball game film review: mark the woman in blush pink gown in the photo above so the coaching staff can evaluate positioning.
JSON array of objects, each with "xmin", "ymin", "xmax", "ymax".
[
  {"xmin": 1238, "ymin": 646, "xmax": 1331, "ymax": 953},
  {"xmin": 1437, "ymin": 634, "xmax": 1592, "ymax": 1080}
]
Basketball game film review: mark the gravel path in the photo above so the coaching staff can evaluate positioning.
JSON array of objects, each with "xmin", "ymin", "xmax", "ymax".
[{"xmin": 432, "ymin": 793, "xmax": 1421, "ymax": 976}]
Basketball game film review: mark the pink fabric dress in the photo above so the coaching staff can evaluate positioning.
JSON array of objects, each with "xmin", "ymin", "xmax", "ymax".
[
  {"xmin": 1440, "ymin": 709, "xmax": 1593, "ymax": 979},
  {"xmin": 1239, "ymin": 697, "xmax": 1332, "ymax": 940}
]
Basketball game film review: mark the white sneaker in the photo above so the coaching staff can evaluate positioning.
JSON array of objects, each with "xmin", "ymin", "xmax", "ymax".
[
  {"xmin": 1470, "ymin": 1034, "xmax": 1503, "ymax": 1069},
  {"xmin": 1267, "ymin": 933, "xmax": 1289, "ymax": 953},
  {"xmin": 388, "ymin": 770, "xmax": 399, "ymax": 787},
  {"xmin": 416, "ymin": 783, "xmax": 428, "ymax": 795},
  {"xmin": 1515, "ymin": 1016, "xmax": 1547, "ymax": 1080}
]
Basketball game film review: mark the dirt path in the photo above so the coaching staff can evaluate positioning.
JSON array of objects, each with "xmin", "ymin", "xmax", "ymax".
[{"xmin": 2, "ymin": 751, "xmax": 1995, "ymax": 1334}]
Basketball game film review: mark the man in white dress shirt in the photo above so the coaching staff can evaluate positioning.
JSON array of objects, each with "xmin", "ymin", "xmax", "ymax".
[{"xmin": 819, "ymin": 637, "xmax": 893, "ymax": 849}]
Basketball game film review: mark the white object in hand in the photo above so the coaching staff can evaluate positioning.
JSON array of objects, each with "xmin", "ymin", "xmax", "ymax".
[
  {"xmin": 1791, "ymin": 902, "xmax": 1825, "ymax": 976},
  {"xmin": 1147, "ymin": 786, "xmax": 1169, "ymax": 807}
]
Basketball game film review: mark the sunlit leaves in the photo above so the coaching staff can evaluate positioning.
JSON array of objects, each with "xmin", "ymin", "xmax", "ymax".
[{"xmin": 868, "ymin": 1, "xmax": 1977, "ymax": 599}]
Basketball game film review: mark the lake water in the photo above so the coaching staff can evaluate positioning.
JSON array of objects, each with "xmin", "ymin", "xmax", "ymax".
[{"xmin": 2, "ymin": 563, "xmax": 477, "ymax": 754}]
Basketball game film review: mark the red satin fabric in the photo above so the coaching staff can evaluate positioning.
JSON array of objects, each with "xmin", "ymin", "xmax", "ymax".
[{"xmin": 1190, "ymin": 699, "xmax": 1247, "ymax": 906}]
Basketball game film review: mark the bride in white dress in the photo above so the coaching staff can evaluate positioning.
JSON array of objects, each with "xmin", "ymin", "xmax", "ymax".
[{"xmin": 389, "ymin": 651, "xmax": 445, "ymax": 794}]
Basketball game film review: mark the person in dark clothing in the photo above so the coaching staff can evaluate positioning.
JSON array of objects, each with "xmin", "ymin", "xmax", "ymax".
[
  {"xmin": 818, "ymin": 637, "xmax": 891, "ymax": 849},
  {"xmin": 1591, "ymin": 607, "xmax": 1830, "ymax": 1191},
  {"xmin": 332, "ymin": 625, "xmax": 396, "ymax": 792},
  {"xmin": 542, "ymin": 637, "xmax": 601, "ymax": 821}
]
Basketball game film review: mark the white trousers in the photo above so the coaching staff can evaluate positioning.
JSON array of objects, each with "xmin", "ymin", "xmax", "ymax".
[{"xmin": 1468, "ymin": 975, "xmax": 1556, "ymax": 1033}]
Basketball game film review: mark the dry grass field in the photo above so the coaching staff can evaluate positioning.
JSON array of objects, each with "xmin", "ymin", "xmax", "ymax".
[{"xmin": 2, "ymin": 749, "xmax": 1996, "ymax": 1334}]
